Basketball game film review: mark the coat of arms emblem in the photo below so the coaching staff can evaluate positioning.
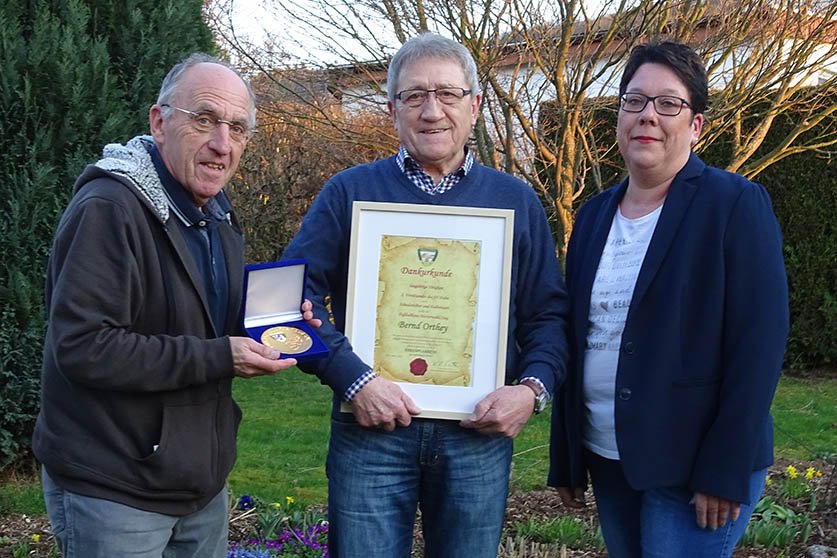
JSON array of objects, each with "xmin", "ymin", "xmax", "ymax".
[{"xmin": 417, "ymin": 247, "xmax": 438, "ymax": 264}]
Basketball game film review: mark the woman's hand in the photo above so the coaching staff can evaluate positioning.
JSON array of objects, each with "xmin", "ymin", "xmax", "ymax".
[
  {"xmin": 693, "ymin": 492, "xmax": 740, "ymax": 530},
  {"xmin": 556, "ymin": 486, "xmax": 586, "ymax": 509}
]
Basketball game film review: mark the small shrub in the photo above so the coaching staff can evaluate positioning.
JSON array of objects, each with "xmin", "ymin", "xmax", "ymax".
[
  {"xmin": 513, "ymin": 516, "xmax": 604, "ymax": 550},
  {"xmin": 740, "ymin": 462, "xmax": 827, "ymax": 549},
  {"xmin": 11, "ymin": 541, "xmax": 31, "ymax": 558},
  {"xmin": 229, "ymin": 494, "xmax": 328, "ymax": 558},
  {"xmin": 740, "ymin": 497, "xmax": 813, "ymax": 547},
  {"xmin": 770, "ymin": 464, "xmax": 823, "ymax": 508}
]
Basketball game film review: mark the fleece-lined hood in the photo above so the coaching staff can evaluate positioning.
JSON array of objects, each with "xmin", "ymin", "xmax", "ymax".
[{"xmin": 74, "ymin": 134, "xmax": 170, "ymax": 222}]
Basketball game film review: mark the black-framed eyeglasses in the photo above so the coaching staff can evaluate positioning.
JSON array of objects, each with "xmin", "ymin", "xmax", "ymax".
[
  {"xmin": 395, "ymin": 88, "xmax": 473, "ymax": 108},
  {"xmin": 161, "ymin": 104, "xmax": 254, "ymax": 142},
  {"xmin": 619, "ymin": 93, "xmax": 691, "ymax": 116}
]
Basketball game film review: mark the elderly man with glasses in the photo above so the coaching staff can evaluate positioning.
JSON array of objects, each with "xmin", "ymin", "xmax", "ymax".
[
  {"xmin": 33, "ymin": 53, "xmax": 319, "ymax": 558},
  {"xmin": 283, "ymin": 33, "xmax": 569, "ymax": 558}
]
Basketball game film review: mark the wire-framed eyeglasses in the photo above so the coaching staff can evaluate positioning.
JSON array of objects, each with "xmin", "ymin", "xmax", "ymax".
[
  {"xmin": 619, "ymin": 93, "xmax": 691, "ymax": 116},
  {"xmin": 395, "ymin": 88, "xmax": 473, "ymax": 108},
  {"xmin": 161, "ymin": 104, "xmax": 253, "ymax": 142}
]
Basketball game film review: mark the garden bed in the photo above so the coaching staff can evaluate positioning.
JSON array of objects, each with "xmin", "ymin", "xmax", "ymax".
[{"xmin": 2, "ymin": 458, "xmax": 833, "ymax": 558}]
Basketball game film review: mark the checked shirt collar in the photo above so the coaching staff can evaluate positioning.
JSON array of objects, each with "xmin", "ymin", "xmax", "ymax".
[{"xmin": 396, "ymin": 145, "xmax": 474, "ymax": 195}]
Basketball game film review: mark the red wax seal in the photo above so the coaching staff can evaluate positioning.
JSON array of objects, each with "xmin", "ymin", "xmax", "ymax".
[{"xmin": 409, "ymin": 358, "xmax": 427, "ymax": 376}]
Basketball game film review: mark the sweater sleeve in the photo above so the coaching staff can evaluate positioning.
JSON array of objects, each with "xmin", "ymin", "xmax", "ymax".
[
  {"xmin": 511, "ymin": 193, "xmax": 570, "ymax": 396},
  {"xmin": 282, "ymin": 179, "xmax": 372, "ymax": 395},
  {"xmin": 689, "ymin": 182, "xmax": 789, "ymax": 504}
]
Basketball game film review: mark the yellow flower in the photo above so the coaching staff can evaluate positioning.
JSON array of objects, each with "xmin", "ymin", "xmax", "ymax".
[
  {"xmin": 765, "ymin": 476, "xmax": 772, "ymax": 486},
  {"xmin": 806, "ymin": 467, "xmax": 815, "ymax": 479},
  {"xmin": 817, "ymin": 470, "xmax": 823, "ymax": 477},
  {"xmin": 33, "ymin": 534, "xmax": 40, "ymax": 542},
  {"xmin": 286, "ymin": 496, "xmax": 295, "ymax": 505},
  {"xmin": 273, "ymin": 503, "xmax": 281, "ymax": 508},
  {"xmin": 786, "ymin": 465, "xmax": 798, "ymax": 479}
]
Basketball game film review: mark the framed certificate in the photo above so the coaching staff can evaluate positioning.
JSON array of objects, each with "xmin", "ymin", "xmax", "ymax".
[{"xmin": 342, "ymin": 201, "xmax": 514, "ymax": 420}]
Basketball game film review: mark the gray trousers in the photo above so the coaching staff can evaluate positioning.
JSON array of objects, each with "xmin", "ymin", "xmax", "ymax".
[{"xmin": 42, "ymin": 467, "xmax": 228, "ymax": 558}]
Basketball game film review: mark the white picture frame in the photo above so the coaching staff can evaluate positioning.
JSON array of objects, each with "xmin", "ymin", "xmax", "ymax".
[{"xmin": 342, "ymin": 201, "xmax": 514, "ymax": 420}]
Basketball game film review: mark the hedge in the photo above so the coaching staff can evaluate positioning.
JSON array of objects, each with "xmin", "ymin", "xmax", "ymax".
[{"xmin": 0, "ymin": 0, "xmax": 214, "ymax": 470}]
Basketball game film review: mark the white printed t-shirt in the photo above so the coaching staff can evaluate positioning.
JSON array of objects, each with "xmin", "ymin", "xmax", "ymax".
[{"xmin": 582, "ymin": 204, "xmax": 662, "ymax": 459}]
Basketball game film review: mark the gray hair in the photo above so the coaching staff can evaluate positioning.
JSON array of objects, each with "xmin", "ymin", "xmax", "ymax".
[
  {"xmin": 387, "ymin": 33, "xmax": 479, "ymax": 103},
  {"xmin": 156, "ymin": 52, "xmax": 256, "ymax": 129}
]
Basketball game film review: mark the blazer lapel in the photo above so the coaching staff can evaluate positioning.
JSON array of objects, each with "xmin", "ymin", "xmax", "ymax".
[
  {"xmin": 628, "ymin": 153, "xmax": 705, "ymax": 314},
  {"xmin": 574, "ymin": 181, "xmax": 626, "ymax": 340}
]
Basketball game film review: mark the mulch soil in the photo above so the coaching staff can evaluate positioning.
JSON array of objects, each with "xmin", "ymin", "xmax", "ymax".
[{"xmin": 2, "ymin": 458, "xmax": 834, "ymax": 557}]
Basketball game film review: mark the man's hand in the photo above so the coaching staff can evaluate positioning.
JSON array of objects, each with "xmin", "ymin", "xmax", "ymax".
[
  {"xmin": 693, "ymin": 492, "xmax": 740, "ymax": 530},
  {"xmin": 556, "ymin": 486, "xmax": 586, "ymax": 509},
  {"xmin": 350, "ymin": 377, "xmax": 421, "ymax": 431},
  {"xmin": 460, "ymin": 385, "xmax": 536, "ymax": 437},
  {"xmin": 230, "ymin": 337, "xmax": 299, "ymax": 378},
  {"xmin": 301, "ymin": 299, "xmax": 322, "ymax": 328}
]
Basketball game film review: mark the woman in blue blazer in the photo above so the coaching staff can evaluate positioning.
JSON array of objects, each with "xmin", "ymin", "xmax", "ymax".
[{"xmin": 548, "ymin": 42, "xmax": 789, "ymax": 557}]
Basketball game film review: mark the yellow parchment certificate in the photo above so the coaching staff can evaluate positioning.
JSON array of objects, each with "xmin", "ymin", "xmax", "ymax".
[{"xmin": 373, "ymin": 235, "xmax": 480, "ymax": 386}]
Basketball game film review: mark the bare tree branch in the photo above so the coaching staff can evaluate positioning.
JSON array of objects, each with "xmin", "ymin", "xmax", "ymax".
[{"xmin": 211, "ymin": 0, "xmax": 837, "ymax": 260}]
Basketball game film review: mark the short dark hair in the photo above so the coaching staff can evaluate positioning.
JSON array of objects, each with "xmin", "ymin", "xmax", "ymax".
[{"xmin": 619, "ymin": 42, "xmax": 708, "ymax": 114}]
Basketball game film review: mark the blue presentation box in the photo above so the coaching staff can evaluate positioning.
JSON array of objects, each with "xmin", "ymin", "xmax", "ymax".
[{"xmin": 242, "ymin": 259, "xmax": 329, "ymax": 362}]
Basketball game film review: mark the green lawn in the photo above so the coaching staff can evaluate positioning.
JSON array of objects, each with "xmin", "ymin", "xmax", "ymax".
[
  {"xmin": 3, "ymin": 373, "xmax": 835, "ymax": 514},
  {"xmin": 228, "ymin": 372, "xmax": 837, "ymax": 505},
  {"xmin": 771, "ymin": 375, "xmax": 837, "ymax": 460},
  {"xmin": 227, "ymin": 370, "xmax": 332, "ymax": 504},
  {"xmin": 0, "ymin": 476, "xmax": 45, "ymax": 515},
  {"xmin": 226, "ymin": 370, "xmax": 556, "ymax": 505}
]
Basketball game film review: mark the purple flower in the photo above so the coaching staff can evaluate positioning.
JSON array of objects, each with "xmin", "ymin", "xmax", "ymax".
[{"xmin": 239, "ymin": 495, "xmax": 252, "ymax": 510}]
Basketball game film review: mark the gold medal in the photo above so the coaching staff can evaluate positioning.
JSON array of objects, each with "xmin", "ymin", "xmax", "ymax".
[{"xmin": 260, "ymin": 326, "xmax": 313, "ymax": 354}]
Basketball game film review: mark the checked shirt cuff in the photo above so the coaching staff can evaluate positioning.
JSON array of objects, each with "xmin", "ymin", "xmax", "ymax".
[{"xmin": 343, "ymin": 370, "xmax": 377, "ymax": 402}]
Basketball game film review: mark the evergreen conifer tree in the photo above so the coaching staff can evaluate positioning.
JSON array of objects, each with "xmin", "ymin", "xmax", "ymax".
[{"xmin": 0, "ymin": 0, "xmax": 215, "ymax": 469}]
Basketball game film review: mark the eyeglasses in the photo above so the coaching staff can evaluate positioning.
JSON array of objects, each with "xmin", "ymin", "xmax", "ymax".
[
  {"xmin": 395, "ymin": 88, "xmax": 472, "ymax": 108},
  {"xmin": 619, "ymin": 93, "xmax": 691, "ymax": 116},
  {"xmin": 161, "ymin": 104, "xmax": 253, "ymax": 143}
]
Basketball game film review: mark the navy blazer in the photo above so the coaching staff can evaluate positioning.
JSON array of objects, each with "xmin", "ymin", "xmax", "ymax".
[{"xmin": 548, "ymin": 153, "xmax": 789, "ymax": 504}]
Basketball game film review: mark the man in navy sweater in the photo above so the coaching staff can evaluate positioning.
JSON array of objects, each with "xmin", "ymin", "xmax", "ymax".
[{"xmin": 283, "ymin": 33, "xmax": 569, "ymax": 558}]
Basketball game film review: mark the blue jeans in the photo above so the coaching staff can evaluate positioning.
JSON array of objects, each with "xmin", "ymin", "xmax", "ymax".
[
  {"xmin": 42, "ymin": 467, "xmax": 228, "ymax": 558},
  {"xmin": 586, "ymin": 452, "xmax": 766, "ymax": 558},
  {"xmin": 326, "ymin": 417, "xmax": 513, "ymax": 558}
]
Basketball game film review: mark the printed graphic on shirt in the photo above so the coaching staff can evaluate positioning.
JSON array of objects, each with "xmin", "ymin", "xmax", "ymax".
[{"xmin": 582, "ymin": 206, "xmax": 661, "ymax": 459}]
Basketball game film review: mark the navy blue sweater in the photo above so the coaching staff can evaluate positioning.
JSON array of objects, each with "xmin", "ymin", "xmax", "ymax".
[{"xmin": 283, "ymin": 156, "xmax": 569, "ymax": 405}]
